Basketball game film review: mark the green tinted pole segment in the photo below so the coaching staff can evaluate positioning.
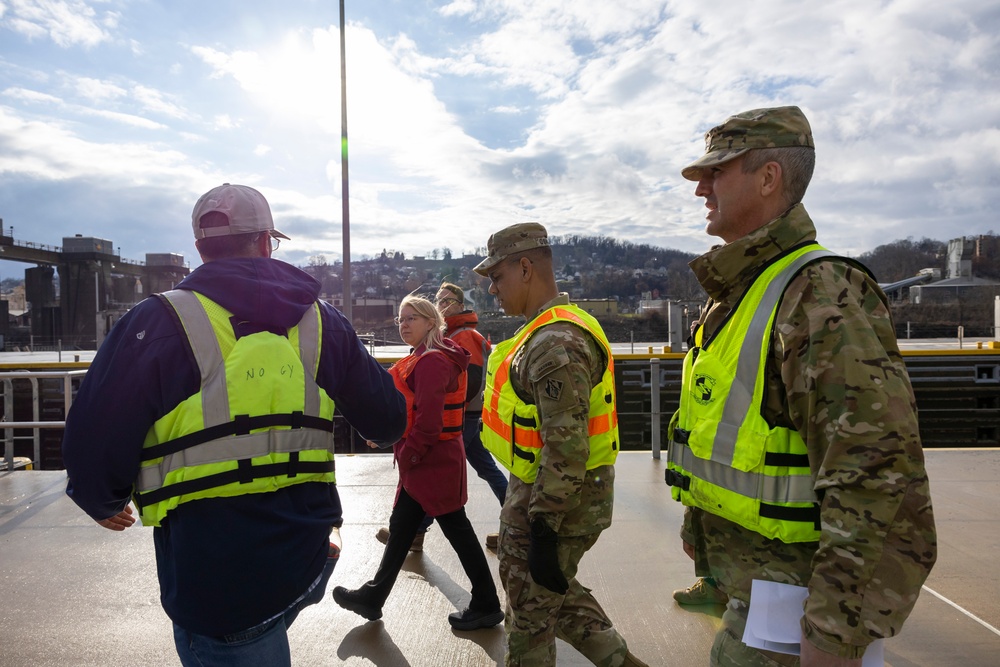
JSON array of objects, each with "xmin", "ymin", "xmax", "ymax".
[{"xmin": 339, "ymin": 0, "xmax": 352, "ymax": 321}]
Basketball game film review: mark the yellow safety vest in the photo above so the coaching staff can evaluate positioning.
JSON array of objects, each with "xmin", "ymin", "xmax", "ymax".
[
  {"xmin": 666, "ymin": 245, "xmax": 836, "ymax": 543},
  {"xmin": 481, "ymin": 304, "xmax": 619, "ymax": 483},
  {"xmin": 133, "ymin": 290, "xmax": 337, "ymax": 527}
]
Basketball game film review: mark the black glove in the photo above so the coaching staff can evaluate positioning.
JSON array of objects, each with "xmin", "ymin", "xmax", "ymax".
[{"xmin": 528, "ymin": 518, "xmax": 569, "ymax": 595}]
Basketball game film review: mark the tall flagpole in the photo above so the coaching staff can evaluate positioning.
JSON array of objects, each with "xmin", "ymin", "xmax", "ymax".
[{"xmin": 339, "ymin": 0, "xmax": 352, "ymax": 322}]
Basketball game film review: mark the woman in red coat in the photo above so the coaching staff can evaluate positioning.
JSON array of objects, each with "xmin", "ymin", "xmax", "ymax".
[{"xmin": 333, "ymin": 295, "xmax": 503, "ymax": 630}]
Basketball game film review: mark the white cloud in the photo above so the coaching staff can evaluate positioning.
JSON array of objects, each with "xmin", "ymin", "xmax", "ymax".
[
  {"xmin": 75, "ymin": 76, "xmax": 126, "ymax": 102},
  {"xmin": 3, "ymin": 86, "xmax": 62, "ymax": 105},
  {"xmin": 2, "ymin": 0, "xmax": 113, "ymax": 48},
  {"xmin": 81, "ymin": 106, "xmax": 165, "ymax": 130},
  {"xmin": 439, "ymin": 0, "xmax": 477, "ymax": 18},
  {"xmin": 132, "ymin": 84, "xmax": 187, "ymax": 120},
  {"xmin": 0, "ymin": 106, "xmax": 179, "ymax": 179},
  {"xmin": 3, "ymin": 83, "xmax": 168, "ymax": 130},
  {"xmin": 490, "ymin": 105, "xmax": 523, "ymax": 114},
  {"xmin": 213, "ymin": 114, "xmax": 236, "ymax": 130}
]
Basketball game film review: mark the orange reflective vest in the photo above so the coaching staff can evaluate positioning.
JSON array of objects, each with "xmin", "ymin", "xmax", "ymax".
[
  {"xmin": 390, "ymin": 349, "xmax": 467, "ymax": 440},
  {"xmin": 481, "ymin": 304, "xmax": 619, "ymax": 483}
]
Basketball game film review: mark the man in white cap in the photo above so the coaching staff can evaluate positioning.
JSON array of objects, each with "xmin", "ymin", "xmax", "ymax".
[{"xmin": 62, "ymin": 184, "xmax": 406, "ymax": 666}]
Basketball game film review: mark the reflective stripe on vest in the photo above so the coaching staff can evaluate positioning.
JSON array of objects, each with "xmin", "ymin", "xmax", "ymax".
[
  {"xmin": 389, "ymin": 349, "xmax": 467, "ymax": 439},
  {"xmin": 481, "ymin": 304, "xmax": 619, "ymax": 483},
  {"xmin": 133, "ymin": 290, "xmax": 336, "ymax": 526},
  {"xmin": 666, "ymin": 246, "xmax": 835, "ymax": 543}
]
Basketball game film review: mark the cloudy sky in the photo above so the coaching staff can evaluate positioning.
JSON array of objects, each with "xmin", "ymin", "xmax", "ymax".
[{"xmin": 1, "ymin": 0, "xmax": 998, "ymax": 276}]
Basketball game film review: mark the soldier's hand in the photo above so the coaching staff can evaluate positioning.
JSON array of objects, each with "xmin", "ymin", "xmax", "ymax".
[
  {"xmin": 528, "ymin": 518, "xmax": 569, "ymax": 595},
  {"xmin": 97, "ymin": 505, "xmax": 136, "ymax": 531}
]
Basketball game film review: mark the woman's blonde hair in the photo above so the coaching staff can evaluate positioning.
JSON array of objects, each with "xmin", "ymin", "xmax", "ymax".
[{"xmin": 400, "ymin": 294, "xmax": 445, "ymax": 350}]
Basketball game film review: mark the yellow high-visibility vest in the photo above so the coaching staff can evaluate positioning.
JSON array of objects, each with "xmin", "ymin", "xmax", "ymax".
[
  {"xmin": 666, "ymin": 245, "xmax": 836, "ymax": 543},
  {"xmin": 481, "ymin": 304, "xmax": 618, "ymax": 483},
  {"xmin": 133, "ymin": 290, "xmax": 337, "ymax": 527}
]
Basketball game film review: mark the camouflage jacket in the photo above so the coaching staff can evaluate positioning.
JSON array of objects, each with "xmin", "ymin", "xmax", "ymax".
[
  {"xmin": 679, "ymin": 204, "xmax": 937, "ymax": 659},
  {"xmin": 500, "ymin": 294, "xmax": 615, "ymax": 537}
]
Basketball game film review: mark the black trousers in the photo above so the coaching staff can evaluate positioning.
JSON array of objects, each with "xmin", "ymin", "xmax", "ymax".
[{"xmin": 359, "ymin": 487, "xmax": 500, "ymax": 612}]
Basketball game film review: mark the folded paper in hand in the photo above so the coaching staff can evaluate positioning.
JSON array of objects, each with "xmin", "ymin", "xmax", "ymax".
[{"xmin": 742, "ymin": 579, "xmax": 884, "ymax": 666}]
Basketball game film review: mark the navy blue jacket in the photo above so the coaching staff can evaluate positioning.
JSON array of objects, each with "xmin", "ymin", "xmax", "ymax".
[{"xmin": 62, "ymin": 257, "xmax": 406, "ymax": 636}]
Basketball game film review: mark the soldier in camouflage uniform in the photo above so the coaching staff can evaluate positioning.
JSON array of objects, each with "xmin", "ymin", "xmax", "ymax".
[
  {"xmin": 668, "ymin": 106, "xmax": 937, "ymax": 666},
  {"xmin": 474, "ymin": 224, "xmax": 648, "ymax": 667}
]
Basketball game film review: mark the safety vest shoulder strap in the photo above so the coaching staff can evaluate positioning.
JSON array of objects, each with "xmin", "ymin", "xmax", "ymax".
[
  {"xmin": 160, "ymin": 289, "xmax": 230, "ymax": 425},
  {"xmin": 502, "ymin": 304, "xmax": 611, "ymax": 369},
  {"xmin": 712, "ymin": 247, "xmax": 836, "ymax": 465}
]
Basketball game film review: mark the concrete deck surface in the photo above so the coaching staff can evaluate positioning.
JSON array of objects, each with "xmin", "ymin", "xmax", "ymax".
[{"xmin": 1, "ymin": 450, "xmax": 998, "ymax": 666}]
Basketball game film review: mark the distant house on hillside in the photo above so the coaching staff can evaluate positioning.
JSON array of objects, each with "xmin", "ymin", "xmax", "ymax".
[{"xmin": 574, "ymin": 298, "xmax": 618, "ymax": 318}]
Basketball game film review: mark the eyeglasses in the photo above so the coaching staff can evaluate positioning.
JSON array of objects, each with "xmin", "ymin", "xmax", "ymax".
[
  {"xmin": 436, "ymin": 297, "xmax": 459, "ymax": 307},
  {"xmin": 269, "ymin": 236, "xmax": 281, "ymax": 252},
  {"xmin": 394, "ymin": 314, "xmax": 426, "ymax": 325}
]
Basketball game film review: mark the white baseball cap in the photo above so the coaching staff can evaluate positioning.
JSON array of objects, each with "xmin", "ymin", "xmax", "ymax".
[{"xmin": 191, "ymin": 183, "xmax": 290, "ymax": 240}]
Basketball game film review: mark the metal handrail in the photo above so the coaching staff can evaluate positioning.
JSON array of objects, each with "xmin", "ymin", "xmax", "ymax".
[{"xmin": 1, "ymin": 370, "xmax": 88, "ymax": 471}]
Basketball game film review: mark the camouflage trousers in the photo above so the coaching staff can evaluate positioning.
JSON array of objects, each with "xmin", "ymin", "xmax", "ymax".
[
  {"xmin": 498, "ymin": 524, "xmax": 629, "ymax": 667},
  {"xmin": 711, "ymin": 602, "xmax": 799, "ymax": 667}
]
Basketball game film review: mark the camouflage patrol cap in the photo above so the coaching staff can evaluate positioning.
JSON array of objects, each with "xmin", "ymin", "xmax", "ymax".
[
  {"xmin": 474, "ymin": 222, "xmax": 550, "ymax": 276},
  {"xmin": 681, "ymin": 106, "xmax": 814, "ymax": 181}
]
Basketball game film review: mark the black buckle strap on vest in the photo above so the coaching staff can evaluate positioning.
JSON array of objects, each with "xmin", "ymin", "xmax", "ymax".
[
  {"xmin": 235, "ymin": 414, "xmax": 252, "ymax": 436},
  {"xmin": 764, "ymin": 451, "xmax": 810, "ymax": 468},
  {"xmin": 441, "ymin": 424, "xmax": 463, "ymax": 434},
  {"xmin": 288, "ymin": 451, "xmax": 300, "ymax": 478},
  {"xmin": 237, "ymin": 458, "xmax": 253, "ymax": 484},
  {"xmin": 136, "ymin": 459, "xmax": 336, "ymax": 506},
  {"xmin": 512, "ymin": 414, "xmax": 537, "ymax": 428},
  {"xmin": 513, "ymin": 446, "xmax": 536, "ymax": 463},
  {"xmin": 759, "ymin": 502, "xmax": 821, "ymax": 530},
  {"xmin": 664, "ymin": 468, "xmax": 691, "ymax": 490},
  {"xmin": 141, "ymin": 413, "xmax": 336, "ymax": 462},
  {"xmin": 672, "ymin": 428, "xmax": 690, "ymax": 445}
]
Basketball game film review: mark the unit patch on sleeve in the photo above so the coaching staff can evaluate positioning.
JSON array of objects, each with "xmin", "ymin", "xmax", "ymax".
[{"xmin": 544, "ymin": 378, "xmax": 564, "ymax": 401}]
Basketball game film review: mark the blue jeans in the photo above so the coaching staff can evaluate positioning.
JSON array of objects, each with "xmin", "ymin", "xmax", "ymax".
[
  {"xmin": 418, "ymin": 414, "xmax": 509, "ymax": 533},
  {"xmin": 173, "ymin": 555, "xmax": 337, "ymax": 667}
]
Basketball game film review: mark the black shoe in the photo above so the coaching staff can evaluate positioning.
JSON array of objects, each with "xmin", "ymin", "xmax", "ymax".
[
  {"xmin": 332, "ymin": 586, "xmax": 382, "ymax": 621},
  {"xmin": 447, "ymin": 607, "xmax": 504, "ymax": 631}
]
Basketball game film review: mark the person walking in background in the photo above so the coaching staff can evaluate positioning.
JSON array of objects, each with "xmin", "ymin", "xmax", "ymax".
[
  {"xmin": 62, "ymin": 183, "xmax": 407, "ymax": 666},
  {"xmin": 474, "ymin": 223, "xmax": 649, "ymax": 667},
  {"xmin": 666, "ymin": 106, "xmax": 936, "ymax": 665},
  {"xmin": 375, "ymin": 282, "xmax": 509, "ymax": 552},
  {"xmin": 437, "ymin": 282, "xmax": 510, "ymax": 548},
  {"xmin": 332, "ymin": 295, "xmax": 504, "ymax": 631}
]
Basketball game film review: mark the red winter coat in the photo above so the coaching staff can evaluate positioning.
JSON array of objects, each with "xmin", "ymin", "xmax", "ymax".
[{"xmin": 392, "ymin": 338, "xmax": 470, "ymax": 516}]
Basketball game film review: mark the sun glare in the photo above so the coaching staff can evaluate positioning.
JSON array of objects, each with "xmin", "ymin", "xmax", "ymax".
[{"xmin": 236, "ymin": 29, "xmax": 341, "ymax": 124}]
